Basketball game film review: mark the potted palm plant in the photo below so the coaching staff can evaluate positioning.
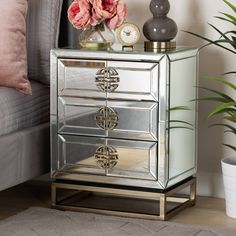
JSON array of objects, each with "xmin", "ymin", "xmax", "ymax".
[{"xmin": 186, "ymin": 0, "xmax": 236, "ymax": 218}]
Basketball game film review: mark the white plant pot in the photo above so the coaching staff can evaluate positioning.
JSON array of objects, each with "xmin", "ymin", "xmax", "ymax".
[{"xmin": 221, "ymin": 156, "xmax": 236, "ymax": 219}]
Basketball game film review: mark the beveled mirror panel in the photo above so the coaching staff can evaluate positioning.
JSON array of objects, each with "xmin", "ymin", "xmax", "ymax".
[
  {"xmin": 57, "ymin": 135, "xmax": 157, "ymax": 180},
  {"xmin": 58, "ymin": 97, "xmax": 158, "ymax": 141},
  {"xmin": 107, "ymin": 100, "xmax": 158, "ymax": 141},
  {"xmin": 58, "ymin": 59, "xmax": 106, "ymax": 98},
  {"xmin": 106, "ymin": 139, "xmax": 157, "ymax": 180},
  {"xmin": 168, "ymin": 57, "xmax": 197, "ymax": 180},
  {"xmin": 107, "ymin": 61, "xmax": 159, "ymax": 101},
  {"xmin": 57, "ymin": 135, "xmax": 106, "ymax": 175},
  {"xmin": 58, "ymin": 97, "xmax": 106, "ymax": 137}
]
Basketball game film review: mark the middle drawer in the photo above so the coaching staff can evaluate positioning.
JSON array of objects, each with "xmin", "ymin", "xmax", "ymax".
[{"xmin": 58, "ymin": 97, "xmax": 158, "ymax": 141}]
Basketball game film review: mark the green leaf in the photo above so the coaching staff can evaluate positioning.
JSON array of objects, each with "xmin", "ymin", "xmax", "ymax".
[
  {"xmin": 223, "ymin": 144, "xmax": 236, "ymax": 152},
  {"xmin": 169, "ymin": 126, "xmax": 194, "ymax": 130},
  {"xmin": 208, "ymin": 23, "xmax": 231, "ymax": 41},
  {"xmin": 223, "ymin": 71, "xmax": 236, "ymax": 75},
  {"xmin": 195, "ymin": 97, "xmax": 230, "ymax": 103},
  {"xmin": 225, "ymin": 30, "xmax": 236, "ymax": 36},
  {"xmin": 225, "ymin": 116, "xmax": 236, "ymax": 122},
  {"xmin": 169, "ymin": 120, "xmax": 193, "ymax": 127},
  {"xmin": 170, "ymin": 106, "xmax": 192, "ymax": 111},
  {"xmin": 198, "ymin": 86, "xmax": 234, "ymax": 102},
  {"xmin": 210, "ymin": 123, "xmax": 236, "ymax": 133},
  {"xmin": 225, "ymin": 130, "xmax": 236, "ymax": 134},
  {"xmin": 206, "ymin": 76, "xmax": 236, "ymax": 91},
  {"xmin": 208, "ymin": 102, "xmax": 236, "ymax": 118},
  {"xmin": 215, "ymin": 16, "xmax": 236, "ymax": 26},
  {"xmin": 223, "ymin": 0, "xmax": 236, "ymax": 13},
  {"xmin": 184, "ymin": 30, "xmax": 236, "ymax": 54},
  {"xmin": 220, "ymin": 12, "xmax": 236, "ymax": 24}
]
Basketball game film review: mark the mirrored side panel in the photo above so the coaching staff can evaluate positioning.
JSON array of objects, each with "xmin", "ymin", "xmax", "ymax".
[{"xmin": 168, "ymin": 56, "xmax": 197, "ymax": 183}]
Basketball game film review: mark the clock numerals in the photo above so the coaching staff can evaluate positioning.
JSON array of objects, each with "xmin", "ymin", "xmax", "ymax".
[{"xmin": 116, "ymin": 23, "xmax": 141, "ymax": 47}]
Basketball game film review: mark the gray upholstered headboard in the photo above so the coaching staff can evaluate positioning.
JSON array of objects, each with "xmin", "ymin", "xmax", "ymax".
[{"xmin": 26, "ymin": 0, "xmax": 63, "ymax": 85}]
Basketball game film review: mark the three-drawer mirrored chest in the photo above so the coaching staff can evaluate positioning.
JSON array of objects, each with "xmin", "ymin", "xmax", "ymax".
[{"xmin": 50, "ymin": 46, "xmax": 198, "ymax": 220}]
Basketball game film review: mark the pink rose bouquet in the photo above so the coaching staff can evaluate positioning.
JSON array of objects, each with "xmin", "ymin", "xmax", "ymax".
[{"xmin": 68, "ymin": 0, "xmax": 127, "ymax": 31}]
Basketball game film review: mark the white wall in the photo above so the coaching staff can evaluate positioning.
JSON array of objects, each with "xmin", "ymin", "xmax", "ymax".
[{"xmin": 125, "ymin": 0, "xmax": 236, "ymax": 198}]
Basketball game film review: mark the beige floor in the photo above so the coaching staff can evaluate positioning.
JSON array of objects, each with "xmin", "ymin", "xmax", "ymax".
[{"xmin": 0, "ymin": 181, "xmax": 236, "ymax": 229}]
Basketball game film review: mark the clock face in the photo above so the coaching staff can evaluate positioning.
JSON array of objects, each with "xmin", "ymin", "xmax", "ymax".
[{"xmin": 117, "ymin": 23, "xmax": 141, "ymax": 46}]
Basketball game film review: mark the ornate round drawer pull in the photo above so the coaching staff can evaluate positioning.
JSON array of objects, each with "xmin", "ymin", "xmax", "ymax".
[
  {"xmin": 95, "ymin": 145, "xmax": 119, "ymax": 169},
  {"xmin": 95, "ymin": 106, "xmax": 118, "ymax": 131},
  {"xmin": 95, "ymin": 68, "xmax": 120, "ymax": 92}
]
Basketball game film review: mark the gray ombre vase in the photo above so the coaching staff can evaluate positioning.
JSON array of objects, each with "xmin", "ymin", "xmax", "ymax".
[{"xmin": 143, "ymin": 0, "xmax": 178, "ymax": 50}]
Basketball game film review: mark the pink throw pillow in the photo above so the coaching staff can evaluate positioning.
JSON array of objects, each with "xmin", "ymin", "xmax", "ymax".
[{"xmin": 0, "ymin": 0, "xmax": 32, "ymax": 95}]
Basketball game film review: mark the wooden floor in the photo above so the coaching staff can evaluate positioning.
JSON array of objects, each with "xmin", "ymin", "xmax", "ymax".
[{"xmin": 0, "ymin": 181, "xmax": 236, "ymax": 229}]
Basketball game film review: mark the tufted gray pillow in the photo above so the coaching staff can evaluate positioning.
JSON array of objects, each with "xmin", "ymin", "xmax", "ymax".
[{"xmin": 26, "ymin": 0, "xmax": 63, "ymax": 85}]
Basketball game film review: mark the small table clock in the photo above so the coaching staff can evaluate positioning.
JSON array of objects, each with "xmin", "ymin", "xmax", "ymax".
[{"xmin": 116, "ymin": 23, "xmax": 141, "ymax": 50}]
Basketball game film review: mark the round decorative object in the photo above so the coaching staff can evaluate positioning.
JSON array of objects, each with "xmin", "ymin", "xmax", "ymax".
[
  {"xmin": 95, "ymin": 146, "xmax": 119, "ymax": 169},
  {"xmin": 95, "ymin": 106, "xmax": 118, "ymax": 131},
  {"xmin": 95, "ymin": 68, "xmax": 120, "ymax": 92},
  {"xmin": 143, "ymin": 0, "xmax": 178, "ymax": 50},
  {"xmin": 79, "ymin": 24, "xmax": 115, "ymax": 50},
  {"xmin": 116, "ymin": 23, "xmax": 141, "ymax": 47}
]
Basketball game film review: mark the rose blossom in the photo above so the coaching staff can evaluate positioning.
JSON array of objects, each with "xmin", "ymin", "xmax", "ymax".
[
  {"xmin": 68, "ymin": 0, "xmax": 91, "ymax": 30},
  {"xmin": 90, "ymin": 0, "xmax": 118, "ymax": 25},
  {"xmin": 106, "ymin": 0, "xmax": 127, "ymax": 30}
]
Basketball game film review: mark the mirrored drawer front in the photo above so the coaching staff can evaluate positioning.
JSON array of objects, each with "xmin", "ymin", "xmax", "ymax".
[
  {"xmin": 58, "ymin": 97, "xmax": 158, "ymax": 141},
  {"xmin": 58, "ymin": 59, "xmax": 159, "ymax": 101},
  {"xmin": 57, "ymin": 135, "xmax": 157, "ymax": 181}
]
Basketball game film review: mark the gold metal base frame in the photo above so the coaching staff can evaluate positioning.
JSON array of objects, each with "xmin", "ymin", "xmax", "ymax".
[
  {"xmin": 144, "ymin": 41, "xmax": 176, "ymax": 52},
  {"xmin": 51, "ymin": 178, "xmax": 196, "ymax": 221}
]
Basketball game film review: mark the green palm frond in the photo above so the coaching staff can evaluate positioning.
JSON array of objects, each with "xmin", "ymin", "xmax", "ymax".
[
  {"xmin": 210, "ymin": 124, "xmax": 236, "ymax": 134},
  {"xmin": 225, "ymin": 116, "xmax": 236, "ymax": 122},
  {"xmin": 186, "ymin": 0, "xmax": 236, "ymax": 151},
  {"xmin": 198, "ymin": 86, "xmax": 234, "ymax": 102},
  {"xmin": 220, "ymin": 12, "xmax": 236, "ymax": 24},
  {"xmin": 224, "ymin": 144, "xmax": 236, "ymax": 152},
  {"xmin": 214, "ymin": 16, "xmax": 236, "ymax": 26},
  {"xmin": 195, "ymin": 97, "xmax": 230, "ymax": 103},
  {"xmin": 223, "ymin": 0, "xmax": 236, "ymax": 12},
  {"xmin": 223, "ymin": 71, "xmax": 236, "ymax": 75},
  {"xmin": 169, "ymin": 106, "xmax": 192, "ymax": 111},
  {"xmin": 206, "ymin": 76, "xmax": 236, "ymax": 90},
  {"xmin": 184, "ymin": 31, "xmax": 236, "ymax": 54},
  {"xmin": 208, "ymin": 102, "xmax": 236, "ymax": 118}
]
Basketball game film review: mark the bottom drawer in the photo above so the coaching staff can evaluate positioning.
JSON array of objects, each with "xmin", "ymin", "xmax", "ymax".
[{"xmin": 55, "ymin": 135, "xmax": 157, "ymax": 181}]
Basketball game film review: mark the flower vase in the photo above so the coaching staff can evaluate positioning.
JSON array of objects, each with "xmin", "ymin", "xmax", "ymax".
[{"xmin": 79, "ymin": 24, "xmax": 115, "ymax": 50}]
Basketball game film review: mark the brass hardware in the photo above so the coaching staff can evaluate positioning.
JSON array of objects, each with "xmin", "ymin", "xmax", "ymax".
[
  {"xmin": 51, "ymin": 177, "xmax": 197, "ymax": 221},
  {"xmin": 95, "ymin": 68, "xmax": 120, "ymax": 92},
  {"xmin": 95, "ymin": 106, "xmax": 118, "ymax": 131},
  {"xmin": 94, "ymin": 146, "xmax": 119, "ymax": 169},
  {"xmin": 144, "ymin": 41, "xmax": 176, "ymax": 52}
]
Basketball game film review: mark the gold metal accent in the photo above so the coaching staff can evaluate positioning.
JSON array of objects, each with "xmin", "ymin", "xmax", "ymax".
[
  {"xmin": 95, "ymin": 106, "xmax": 118, "ymax": 131},
  {"xmin": 94, "ymin": 146, "xmax": 119, "ymax": 169},
  {"xmin": 95, "ymin": 68, "xmax": 120, "ymax": 92},
  {"xmin": 51, "ymin": 177, "xmax": 196, "ymax": 221},
  {"xmin": 144, "ymin": 41, "xmax": 176, "ymax": 52}
]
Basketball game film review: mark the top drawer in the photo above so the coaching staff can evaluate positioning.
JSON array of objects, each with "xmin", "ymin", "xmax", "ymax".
[{"xmin": 58, "ymin": 59, "xmax": 159, "ymax": 101}]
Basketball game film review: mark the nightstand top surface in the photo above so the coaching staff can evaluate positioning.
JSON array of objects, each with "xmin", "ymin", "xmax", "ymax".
[
  {"xmin": 56, "ymin": 44, "xmax": 198, "ymax": 55},
  {"xmin": 53, "ymin": 44, "xmax": 198, "ymax": 61}
]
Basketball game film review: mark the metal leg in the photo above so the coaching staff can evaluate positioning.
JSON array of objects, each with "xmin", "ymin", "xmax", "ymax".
[
  {"xmin": 190, "ymin": 178, "xmax": 197, "ymax": 205},
  {"xmin": 51, "ymin": 178, "xmax": 197, "ymax": 221},
  {"xmin": 51, "ymin": 182, "xmax": 57, "ymax": 207},
  {"xmin": 159, "ymin": 194, "xmax": 167, "ymax": 220}
]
